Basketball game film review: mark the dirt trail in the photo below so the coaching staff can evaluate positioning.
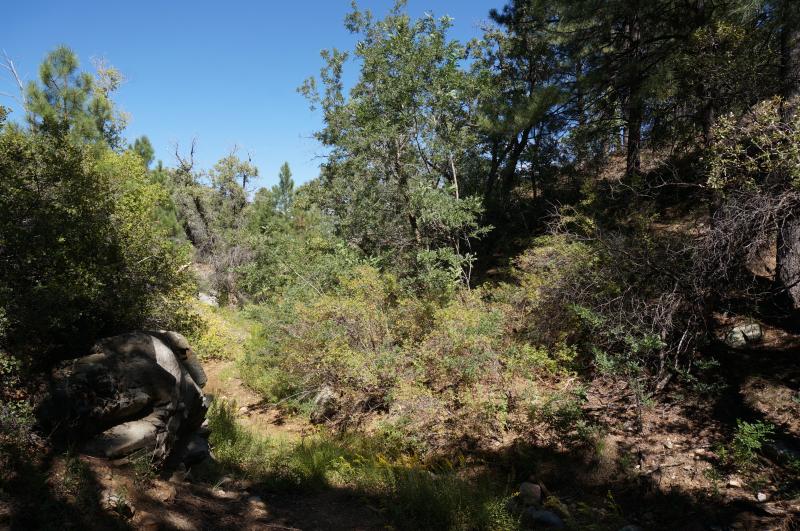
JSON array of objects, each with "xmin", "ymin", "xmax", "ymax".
[
  {"xmin": 178, "ymin": 356, "xmax": 387, "ymax": 531},
  {"xmin": 203, "ymin": 358, "xmax": 310, "ymax": 441},
  {"xmin": 68, "ymin": 358, "xmax": 387, "ymax": 530}
]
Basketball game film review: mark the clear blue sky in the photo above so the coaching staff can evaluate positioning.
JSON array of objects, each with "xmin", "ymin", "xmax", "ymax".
[{"xmin": 3, "ymin": 1, "xmax": 497, "ymax": 189}]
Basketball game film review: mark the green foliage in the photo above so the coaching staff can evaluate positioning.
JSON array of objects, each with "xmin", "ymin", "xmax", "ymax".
[
  {"xmin": 131, "ymin": 135, "xmax": 154, "ymax": 168},
  {"xmin": 189, "ymin": 301, "xmax": 260, "ymax": 361},
  {"xmin": 205, "ymin": 399, "xmax": 516, "ymax": 530},
  {"xmin": 529, "ymin": 386, "xmax": 595, "ymax": 442},
  {"xmin": 26, "ymin": 46, "xmax": 127, "ymax": 148},
  {"xmin": 239, "ymin": 185, "xmax": 361, "ymax": 303},
  {"xmin": 276, "ymin": 161, "xmax": 294, "ymax": 214},
  {"xmin": 727, "ymin": 419, "xmax": 775, "ymax": 470},
  {"xmin": 0, "ymin": 128, "xmax": 197, "ymax": 361},
  {"xmin": 300, "ymin": 3, "xmax": 489, "ymax": 284},
  {"xmin": 709, "ymin": 97, "xmax": 800, "ymax": 192}
]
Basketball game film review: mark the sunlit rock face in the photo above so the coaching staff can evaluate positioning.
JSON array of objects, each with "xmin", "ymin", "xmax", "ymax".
[{"xmin": 45, "ymin": 331, "xmax": 209, "ymax": 465}]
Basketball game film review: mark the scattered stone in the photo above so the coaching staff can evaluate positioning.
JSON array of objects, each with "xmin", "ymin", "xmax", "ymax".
[
  {"xmin": 724, "ymin": 323, "xmax": 762, "ymax": 348},
  {"xmin": 664, "ymin": 440, "xmax": 674, "ymax": 449},
  {"xmin": 238, "ymin": 406, "xmax": 249, "ymax": 415},
  {"xmin": 522, "ymin": 508, "xmax": 565, "ymax": 529},
  {"xmin": 727, "ymin": 478, "xmax": 742, "ymax": 488},
  {"xmin": 247, "ymin": 495, "xmax": 265, "ymax": 507},
  {"xmin": 519, "ymin": 482, "xmax": 542, "ymax": 506},
  {"xmin": 756, "ymin": 492, "xmax": 767, "ymax": 502},
  {"xmin": 212, "ymin": 487, "xmax": 238, "ymax": 500}
]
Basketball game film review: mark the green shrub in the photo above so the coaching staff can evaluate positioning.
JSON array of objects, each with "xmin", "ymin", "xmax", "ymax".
[
  {"xmin": 529, "ymin": 386, "xmax": 595, "ymax": 442},
  {"xmin": 0, "ymin": 130, "xmax": 198, "ymax": 362},
  {"xmin": 729, "ymin": 419, "xmax": 774, "ymax": 469}
]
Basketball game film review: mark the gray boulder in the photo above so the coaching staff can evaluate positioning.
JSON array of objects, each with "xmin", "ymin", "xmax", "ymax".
[
  {"xmin": 519, "ymin": 482, "xmax": 542, "ymax": 506},
  {"xmin": 46, "ymin": 330, "xmax": 208, "ymax": 464}
]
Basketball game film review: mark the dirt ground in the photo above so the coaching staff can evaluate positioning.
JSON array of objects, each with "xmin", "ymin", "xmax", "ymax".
[{"xmin": 74, "ymin": 358, "xmax": 388, "ymax": 531}]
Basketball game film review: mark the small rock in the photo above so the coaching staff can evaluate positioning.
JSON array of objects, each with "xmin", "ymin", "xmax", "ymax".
[
  {"xmin": 181, "ymin": 434, "xmax": 211, "ymax": 466},
  {"xmin": 727, "ymin": 478, "xmax": 742, "ymax": 488},
  {"xmin": 619, "ymin": 526, "xmax": 644, "ymax": 531},
  {"xmin": 238, "ymin": 406, "xmax": 248, "ymax": 415},
  {"xmin": 664, "ymin": 440, "xmax": 674, "ymax": 449},
  {"xmin": 247, "ymin": 495, "xmax": 265, "ymax": 507},
  {"xmin": 155, "ymin": 484, "xmax": 176, "ymax": 503},
  {"xmin": 519, "ymin": 482, "xmax": 542, "ymax": 506},
  {"xmin": 212, "ymin": 487, "xmax": 238, "ymax": 500},
  {"xmin": 522, "ymin": 508, "xmax": 565, "ymax": 529},
  {"xmin": 756, "ymin": 492, "xmax": 767, "ymax": 502},
  {"xmin": 724, "ymin": 323, "xmax": 762, "ymax": 348}
]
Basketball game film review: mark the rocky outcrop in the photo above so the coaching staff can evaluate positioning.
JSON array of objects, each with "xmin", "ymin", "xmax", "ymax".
[{"xmin": 44, "ymin": 330, "xmax": 209, "ymax": 465}]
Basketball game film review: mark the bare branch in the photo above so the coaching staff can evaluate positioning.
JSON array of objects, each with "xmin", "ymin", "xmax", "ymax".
[{"xmin": 1, "ymin": 50, "xmax": 26, "ymax": 107}]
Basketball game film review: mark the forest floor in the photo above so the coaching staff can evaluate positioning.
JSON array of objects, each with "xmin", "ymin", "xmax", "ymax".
[{"xmin": 4, "ymin": 304, "xmax": 799, "ymax": 530}]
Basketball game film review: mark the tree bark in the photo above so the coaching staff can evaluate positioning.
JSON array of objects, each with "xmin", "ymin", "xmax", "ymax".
[
  {"xmin": 776, "ymin": 6, "xmax": 800, "ymax": 309},
  {"xmin": 624, "ymin": 10, "xmax": 643, "ymax": 178},
  {"xmin": 500, "ymin": 125, "xmax": 533, "ymax": 202},
  {"xmin": 778, "ymin": 215, "xmax": 800, "ymax": 308}
]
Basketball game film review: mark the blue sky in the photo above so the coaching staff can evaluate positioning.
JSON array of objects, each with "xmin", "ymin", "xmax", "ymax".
[{"xmin": 3, "ymin": 1, "xmax": 497, "ymax": 189}]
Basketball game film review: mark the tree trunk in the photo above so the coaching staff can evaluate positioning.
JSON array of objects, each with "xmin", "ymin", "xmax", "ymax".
[
  {"xmin": 500, "ymin": 126, "xmax": 533, "ymax": 202},
  {"xmin": 777, "ymin": 7, "xmax": 800, "ymax": 309},
  {"xmin": 778, "ymin": 215, "xmax": 800, "ymax": 309},
  {"xmin": 624, "ymin": 11, "xmax": 643, "ymax": 178}
]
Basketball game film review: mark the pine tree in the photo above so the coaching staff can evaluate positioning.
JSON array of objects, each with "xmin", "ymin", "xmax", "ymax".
[
  {"xmin": 25, "ymin": 45, "xmax": 126, "ymax": 148},
  {"xmin": 276, "ymin": 162, "xmax": 294, "ymax": 214},
  {"xmin": 132, "ymin": 136, "xmax": 155, "ymax": 168}
]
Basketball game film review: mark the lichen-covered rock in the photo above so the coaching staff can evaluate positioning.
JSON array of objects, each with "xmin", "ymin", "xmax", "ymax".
[
  {"xmin": 43, "ymin": 330, "xmax": 208, "ymax": 464},
  {"xmin": 724, "ymin": 323, "xmax": 762, "ymax": 348}
]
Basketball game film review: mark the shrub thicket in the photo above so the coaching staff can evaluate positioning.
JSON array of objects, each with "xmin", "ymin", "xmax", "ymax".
[{"xmin": 0, "ymin": 129, "xmax": 197, "ymax": 362}]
